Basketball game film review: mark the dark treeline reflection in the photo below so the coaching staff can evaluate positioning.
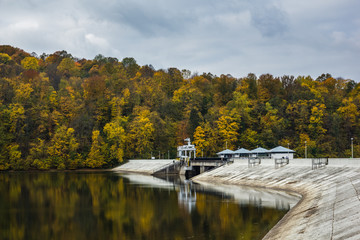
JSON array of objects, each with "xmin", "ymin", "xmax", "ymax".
[{"xmin": 0, "ymin": 172, "xmax": 288, "ymax": 240}]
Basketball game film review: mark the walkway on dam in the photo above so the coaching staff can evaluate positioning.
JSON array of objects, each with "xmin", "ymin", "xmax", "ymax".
[{"xmin": 193, "ymin": 159, "xmax": 360, "ymax": 240}]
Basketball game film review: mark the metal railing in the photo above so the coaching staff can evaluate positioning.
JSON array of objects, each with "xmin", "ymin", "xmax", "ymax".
[
  {"xmin": 248, "ymin": 157, "xmax": 261, "ymax": 167},
  {"xmin": 312, "ymin": 158, "xmax": 328, "ymax": 170},
  {"xmin": 275, "ymin": 157, "xmax": 289, "ymax": 168}
]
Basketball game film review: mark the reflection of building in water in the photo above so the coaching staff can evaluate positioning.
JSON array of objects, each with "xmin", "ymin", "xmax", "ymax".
[
  {"xmin": 178, "ymin": 181, "xmax": 197, "ymax": 212},
  {"xmin": 196, "ymin": 183, "xmax": 299, "ymax": 210},
  {"xmin": 118, "ymin": 173, "xmax": 299, "ymax": 212},
  {"xmin": 249, "ymin": 194, "xmax": 262, "ymax": 206},
  {"xmin": 275, "ymin": 198, "xmax": 291, "ymax": 210},
  {"xmin": 248, "ymin": 194, "xmax": 290, "ymax": 209}
]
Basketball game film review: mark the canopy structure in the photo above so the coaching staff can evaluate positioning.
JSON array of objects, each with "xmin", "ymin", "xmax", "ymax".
[
  {"xmin": 233, "ymin": 148, "xmax": 251, "ymax": 158},
  {"xmin": 233, "ymin": 148, "xmax": 251, "ymax": 154},
  {"xmin": 270, "ymin": 146, "xmax": 295, "ymax": 160},
  {"xmin": 214, "ymin": 146, "xmax": 296, "ymax": 160},
  {"xmin": 250, "ymin": 147, "xmax": 269, "ymax": 153},
  {"xmin": 250, "ymin": 147, "xmax": 270, "ymax": 158},
  {"xmin": 217, "ymin": 149, "xmax": 235, "ymax": 155},
  {"xmin": 216, "ymin": 149, "xmax": 234, "ymax": 158},
  {"xmin": 270, "ymin": 146, "xmax": 295, "ymax": 153}
]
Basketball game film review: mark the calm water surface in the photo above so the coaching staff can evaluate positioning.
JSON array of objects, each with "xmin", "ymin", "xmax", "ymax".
[{"xmin": 0, "ymin": 172, "xmax": 298, "ymax": 240}]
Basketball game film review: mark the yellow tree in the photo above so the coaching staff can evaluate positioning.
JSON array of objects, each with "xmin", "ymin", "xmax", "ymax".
[
  {"xmin": 85, "ymin": 130, "xmax": 106, "ymax": 168},
  {"xmin": 172, "ymin": 84, "xmax": 203, "ymax": 113},
  {"xmin": 8, "ymin": 103, "xmax": 25, "ymax": 134},
  {"xmin": 127, "ymin": 108, "xmax": 154, "ymax": 158},
  {"xmin": 294, "ymin": 133, "xmax": 316, "ymax": 158},
  {"xmin": 47, "ymin": 126, "xmax": 79, "ymax": 169},
  {"xmin": 193, "ymin": 126, "xmax": 207, "ymax": 156},
  {"xmin": 227, "ymin": 92, "xmax": 252, "ymax": 123},
  {"xmin": 21, "ymin": 57, "xmax": 39, "ymax": 71},
  {"xmin": 14, "ymin": 82, "xmax": 33, "ymax": 104},
  {"xmin": 193, "ymin": 122, "xmax": 218, "ymax": 156},
  {"xmin": 216, "ymin": 115, "xmax": 239, "ymax": 150},
  {"xmin": 337, "ymin": 97, "xmax": 359, "ymax": 127},
  {"xmin": 308, "ymin": 103, "xmax": 327, "ymax": 137},
  {"xmin": 0, "ymin": 53, "xmax": 12, "ymax": 64},
  {"xmin": 104, "ymin": 119, "xmax": 126, "ymax": 165}
]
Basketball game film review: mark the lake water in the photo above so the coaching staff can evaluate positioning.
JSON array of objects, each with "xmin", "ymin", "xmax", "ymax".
[{"xmin": 0, "ymin": 172, "xmax": 299, "ymax": 240}]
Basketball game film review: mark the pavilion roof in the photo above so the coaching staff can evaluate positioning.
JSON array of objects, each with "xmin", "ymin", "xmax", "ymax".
[
  {"xmin": 233, "ymin": 148, "xmax": 251, "ymax": 154},
  {"xmin": 216, "ymin": 149, "xmax": 234, "ymax": 155},
  {"xmin": 270, "ymin": 146, "xmax": 295, "ymax": 153},
  {"xmin": 250, "ymin": 147, "xmax": 269, "ymax": 153}
]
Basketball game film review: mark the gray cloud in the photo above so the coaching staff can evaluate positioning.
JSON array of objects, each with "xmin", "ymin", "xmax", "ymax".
[
  {"xmin": 0, "ymin": 0, "xmax": 359, "ymax": 80},
  {"xmin": 250, "ymin": 4, "xmax": 288, "ymax": 37}
]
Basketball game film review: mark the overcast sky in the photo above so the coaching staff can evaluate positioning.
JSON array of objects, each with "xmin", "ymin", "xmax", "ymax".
[{"xmin": 1, "ymin": 0, "xmax": 359, "ymax": 80}]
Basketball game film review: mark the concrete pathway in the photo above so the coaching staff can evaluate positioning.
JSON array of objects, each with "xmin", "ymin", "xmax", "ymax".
[{"xmin": 193, "ymin": 161, "xmax": 360, "ymax": 239}]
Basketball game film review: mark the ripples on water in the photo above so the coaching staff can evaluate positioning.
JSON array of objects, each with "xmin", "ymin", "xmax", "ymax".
[{"xmin": 0, "ymin": 172, "xmax": 299, "ymax": 240}]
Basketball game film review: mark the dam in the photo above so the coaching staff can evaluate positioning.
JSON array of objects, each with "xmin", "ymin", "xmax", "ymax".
[{"xmin": 114, "ymin": 157, "xmax": 360, "ymax": 239}]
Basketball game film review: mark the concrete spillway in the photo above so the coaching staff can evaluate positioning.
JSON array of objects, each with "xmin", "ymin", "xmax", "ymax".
[
  {"xmin": 112, "ymin": 159, "xmax": 176, "ymax": 175},
  {"xmin": 193, "ymin": 159, "xmax": 360, "ymax": 240}
]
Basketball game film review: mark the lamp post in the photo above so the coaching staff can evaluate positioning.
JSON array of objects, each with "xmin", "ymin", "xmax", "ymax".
[
  {"xmin": 305, "ymin": 141, "xmax": 307, "ymax": 159},
  {"xmin": 351, "ymin": 138, "xmax": 354, "ymax": 158},
  {"xmin": 287, "ymin": 142, "xmax": 290, "ymax": 159}
]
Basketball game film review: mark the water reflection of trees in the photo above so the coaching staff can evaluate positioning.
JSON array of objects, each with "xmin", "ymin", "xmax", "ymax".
[{"xmin": 0, "ymin": 172, "xmax": 291, "ymax": 240}]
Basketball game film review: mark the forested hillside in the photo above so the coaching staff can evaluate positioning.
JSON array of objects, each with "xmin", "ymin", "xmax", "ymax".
[{"xmin": 0, "ymin": 45, "xmax": 359, "ymax": 170}]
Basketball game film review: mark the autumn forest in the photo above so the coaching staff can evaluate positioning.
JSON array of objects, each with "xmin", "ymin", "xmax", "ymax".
[{"xmin": 0, "ymin": 45, "xmax": 359, "ymax": 170}]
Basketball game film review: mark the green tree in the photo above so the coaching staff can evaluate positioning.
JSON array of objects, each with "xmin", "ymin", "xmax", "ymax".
[
  {"xmin": 240, "ymin": 129, "xmax": 259, "ymax": 149},
  {"xmin": 57, "ymin": 57, "xmax": 79, "ymax": 78},
  {"xmin": 122, "ymin": 57, "xmax": 139, "ymax": 78},
  {"xmin": 28, "ymin": 138, "xmax": 50, "ymax": 170},
  {"xmin": 7, "ymin": 143, "xmax": 28, "ymax": 170}
]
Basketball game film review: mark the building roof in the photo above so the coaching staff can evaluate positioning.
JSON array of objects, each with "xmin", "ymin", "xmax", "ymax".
[
  {"xmin": 216, "ymin": 149, "xmax": 234, "ymax": 155},
  {"xmin": 250, "ymin": 147, "xmax": 269, "ymax": 153},
  {"xmin": 270, "ymin": 146, "xmax": 295, "ymax": 153},
  {"xmin": 233, "ymin": 148, "xmax": 251, "ymax": 154}
]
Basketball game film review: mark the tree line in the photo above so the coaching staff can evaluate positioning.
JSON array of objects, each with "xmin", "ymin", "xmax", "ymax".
[{"xmin": 0, "ymin": 45, "xmax": 359, "ymax": 170}]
